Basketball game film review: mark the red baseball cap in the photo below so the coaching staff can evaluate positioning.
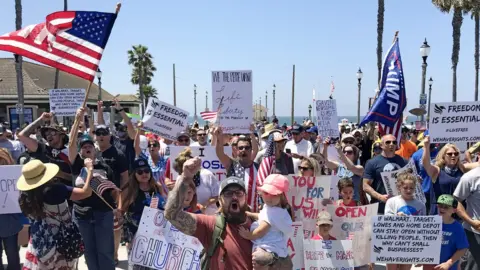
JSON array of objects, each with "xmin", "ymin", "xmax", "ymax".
[{"xmin": 258, "ymin": 174, "xmax": 289, "ymax": 195}]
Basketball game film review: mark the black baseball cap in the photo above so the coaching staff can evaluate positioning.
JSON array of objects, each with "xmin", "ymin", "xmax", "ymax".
[
  {"xmin": 133, "ymin": 158, "xmax": 149, "ymax": 171},
  {"xmin": 176, "ymin": 131, "xmax": 190, "ymax": 139},
  {"xmin": 78, "ymin": 135, "xmax": 95, "ymax": 148},
  {"xmin": 218, "ymin": 176, "xmax": 246, "ymax": 196},
  {"xmin": 94, "ymin": 125, "xmax": 110, "ymax": 133},
  {"xmin": 291, "ymin": 125, "xmax": 303, "ymax": 134}
]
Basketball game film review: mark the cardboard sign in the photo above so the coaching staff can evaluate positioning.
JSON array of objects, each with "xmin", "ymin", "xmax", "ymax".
[
  {"xmin": 316, "ymin": 99, "xmax": 339, "ymax": 138},
  {"xmin": 286, "ymin": 175, "xmax": 331, "ymax": 222},
  {"xmin": 380, "ymin": 162, "xmax": 426, "ymax": 204},
  {"xmin": 211, "ymin": 70, "xmax": 253, "ymax": 133},
  {"xmin": 0, "ymin": 165, "xmax": 23, "ymax": 214},
  {"xmin": 49, "ymin": 88, "xmax": 86, "ymax": 116},
  {"xmin": 168, "ymin": 146, "xmax": 232, "ymax": 181},
  {"xmin": 142, "ymin": 98, "xmax": 189, "ymax": 141},
  {"xmin": 129, "ymin": 207, "xmax": 203, "ymax": 269},
  {"xmin": 371, "ymin": 215, "xmax": 442, "ymax": 265},
  {"xmin": 303, "ymin": 240, "xmax": 354, "ymax": 269},
  {"xmin": 428, "ymin": 101, "xmax": 480, "ymax": 143}
]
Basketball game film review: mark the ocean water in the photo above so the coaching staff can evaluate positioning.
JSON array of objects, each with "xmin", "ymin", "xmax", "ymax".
[{"xmin": 188, "ymin": 115, "xmax": 419, "ymax": 126}]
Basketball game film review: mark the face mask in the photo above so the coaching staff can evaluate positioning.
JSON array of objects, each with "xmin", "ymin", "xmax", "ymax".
[{"xmin": 117, "ymin": 131, "xmax": 127, "ymax": 138}]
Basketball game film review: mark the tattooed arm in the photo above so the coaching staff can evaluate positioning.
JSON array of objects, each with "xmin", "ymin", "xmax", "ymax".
[
  {"xmin": 164, "ymin": 175, "xmax": 197, "ymax": 235},
  {"xmin": 18, "ymin": 113, "xmax": 51, "ymax": 153}
]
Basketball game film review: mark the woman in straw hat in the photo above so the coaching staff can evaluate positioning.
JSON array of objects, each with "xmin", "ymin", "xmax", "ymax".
[{"xmin": 18, "ymin": 159, "xmax": 94, "ymax": 270}]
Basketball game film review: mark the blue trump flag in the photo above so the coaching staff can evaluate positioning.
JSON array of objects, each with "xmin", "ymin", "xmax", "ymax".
[{"xmin": 359, "ymin": 38, "xmax": 407, "ymax": 127}]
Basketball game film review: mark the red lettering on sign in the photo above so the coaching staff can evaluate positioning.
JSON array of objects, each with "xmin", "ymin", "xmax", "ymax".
[
  {"xmin": 291, "ymin": 196, "xmax": 314, "ymax": 210},
  {"xmin": 335, "ymin": 206, "xmax": 367, "ymax": 218},
  {"xmin": 214, "ymin": 171, "xmax": 225, "ymax": 181},
  {"xmin": 292, "ymin": 176, "xmax": 316, "ymax": 188}
]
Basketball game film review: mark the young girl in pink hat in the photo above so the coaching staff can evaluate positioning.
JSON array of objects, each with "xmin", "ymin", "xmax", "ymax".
[{"xmin": 238, "ymin": 174, "xmax": 293, "ymax": 270}]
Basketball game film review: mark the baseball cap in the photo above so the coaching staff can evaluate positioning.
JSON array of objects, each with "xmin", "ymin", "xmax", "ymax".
[
  {"xmin": 341, "ymin": 134, "xmax": 355, "ymax": 143},
  {"xmin": 306, "ymin": 126, "xmax": 318, "ymax": 134},
  {"xmin": 435, "ymin": 194, "xmax": 458, "ymax": 208},
  {"xmin": 78, "ymin": 135, "xmax": 95, "ymax": 149},
  {"xmin": 316, "ymin": 211, "xmax": 333, "ymax": 225},
  {"xmin": 291, "ymin": 125, "xmax": 303, "ymax": 134},
  {"xmin": 133, "ymin": 158, "xmax": 149, "ymax": 171},
  {"xmin": 273, "ymin": 132, "xmax": 286, "ymax": 142},
  {"xmin": 258, "ymin": 174, "xmax": 289, "ymax": 195},
  {"xmin": 219, "ymin": 176, "xmax": 246, "ymax": 196},
  {"xmin": 176, "ymin": 131, "xmax": 190, "ymax": 139},
  {"xmin": 94, "ymin": 125, "xmax": 110, "ymax": 132}
]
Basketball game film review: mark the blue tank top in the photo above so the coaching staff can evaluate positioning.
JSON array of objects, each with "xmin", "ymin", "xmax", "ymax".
[{"xmin": 429, "ymin": 167, "xmax": 463, "ymax": 215}]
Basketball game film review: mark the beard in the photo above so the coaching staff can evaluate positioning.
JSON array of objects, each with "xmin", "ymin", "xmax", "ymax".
[{"xmin": 221, "ymin": 201, "xmax": 248, "ymax": 225}]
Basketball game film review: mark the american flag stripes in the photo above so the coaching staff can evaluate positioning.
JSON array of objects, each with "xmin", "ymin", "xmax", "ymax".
[
  {"xmin": 200, "ymin": 110, "xmax": 218, "ymax": 123},
  {"xmin": 0, "ymin": 11, "xmax": 117, "ymax": 81},
  {"xmin": 90, "ymin": 175, "xmax": 120, "ymax": 196},
  {"xmin": 257, "ymin": 133, "xmax": 275, "ymax": 186},
  {"xmin": 378, "ymin": 114, "xmax": 403, "ymax": 145}
]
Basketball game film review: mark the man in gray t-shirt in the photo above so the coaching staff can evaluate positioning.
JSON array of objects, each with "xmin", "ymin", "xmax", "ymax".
[
  {"xmin": 454, "ymin": 166, "xmax": 480, "ymax": 270},
  {"xmin": 0, "ymin": 124, "xmax": 22, "ymax": 162}
]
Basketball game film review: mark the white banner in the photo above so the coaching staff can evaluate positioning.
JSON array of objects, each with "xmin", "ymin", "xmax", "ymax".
[
  {"xmin": 142, "ymin": 98, "xmax": 189, "ymax": 141},
  {"xmin": 129, "ymin": 207, "xmax": 203, "ymax": 269},
  {"xmin": 428, "ymin": 101, "xmax": 480, "ymax": 143},
  {"xmin": 328, "ymin": 203, "xmax": 378, "ymax": 266},
  {"xmin": 303, "ymin": 240, "xmax": 354, "ymax": 269},
  {"xmin": 380, "ymin": 162, "xmax": 426, "ymax": 204},
  {"xmin": 316, "ymin": 99, "xmax": 339, "ymax": 138},
  {"xmin": 211, "ymin": 70, "xmax": 253, "ymax": 134},
  {"xmin": 371, "ymin": 215, "xmax": 442, "ymax": 265},
  {"xmin": 168, "ymin": 146, "xmax": 232, "ymax": 181},
  {"xmin": 49, "ymin": 88, "xmax": 86, "ymax": 116},
  {"xmin": 0, "ymin": 166, "xmax": 24, "ymax": 214},
  {"xmin": 288, "ymin": 222, "xmax": 305, "ymax": 270}
]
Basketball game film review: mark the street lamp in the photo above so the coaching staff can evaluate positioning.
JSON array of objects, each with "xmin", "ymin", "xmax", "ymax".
[
  {"xmin": 272, "ymin": 84, "xmax": 276, "ymax": 117},
  {"xmin": 308, "ymin": 104, "xmax": 312, "ymax": 120},
  {"xmin": 419, "ymin": 38, "xmax": 431, "ymax": 123},
  {"xmin": 193, "ymin": 84, "xmax": 197, "ymax": 121},
  {"xmin": 259, "ymin": 97, "xmax": 262, "ymax": 121},
  {"xmin": 427, "ymin": 77, "xmax": 434, "ymax": 126},
  {"xmin": 96, "ymin": 68, "xmax": 102, "ymax": 101},
  {"xmin": 205, "ymin": 91, "xmax": 209, "ymax": 111},
  {"xmin": 265, "ymin": 90, "xmax": 268, "ymax": 120},
  {"xmin": 356, "ymin": 68, "xmax": 363, "ymax": 124}
]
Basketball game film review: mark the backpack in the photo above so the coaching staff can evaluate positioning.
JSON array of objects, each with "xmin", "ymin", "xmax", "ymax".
[{"xmin": 200, "ymin": 214, "xmax": 226, "ymax": 270}]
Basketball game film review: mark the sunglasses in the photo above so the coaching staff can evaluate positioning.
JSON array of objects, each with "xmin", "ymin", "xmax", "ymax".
[
  {"xmin": 384, "ymin": 140, "xmax": 397, "ymax": 145},
  {"xmin": 95, "ymin": 130, "xmax": 109, "ymax": 136},
  {"xmin": 148, "ymin": 143, "xmax": 159, "ymax": 148},
  {"xmin": 197, "ymin": 133, "xmax": 206, "ymax": 137},
  {"xmin": 343, "ymin": 150, "xmax": 354, "ymax": 155},
  {"xmin": 222, "ymin": 190, "xmax": 245, "ymax": 198},
  {"xmin": 446, "ymin": 152, "xmax": 459, "ymax": 157},
  {"xmin": 178, "ymin": 139, "xmax": 190, "ymax": 143},
  {"xmin": 135, "ymin": 168, "xmax": 150, "ymax": 175},
  {"xmin": 238, "ymin": 146, "xmax": 251, "ymax": 151},
  {"xmin": 298, "ymin": 166, "xmax": 312, "ymax": 171},
  {"xmin": 343, "ymin": 140, "xmax": 354, "ymax": 144},
  {"xmin": 45, "ymin": 131, "xmax": 58, "ymax": 137}
]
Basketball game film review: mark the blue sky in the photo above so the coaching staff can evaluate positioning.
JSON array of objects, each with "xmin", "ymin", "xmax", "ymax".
[{"xmin": 0, "ymin": 0, "xmax": 477, "ymax": 117}]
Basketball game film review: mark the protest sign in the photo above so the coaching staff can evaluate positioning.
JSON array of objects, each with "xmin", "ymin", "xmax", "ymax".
[
  {"xmin": 328, "ymin": 203, "xmax": 378, "ymax": 266},
  {"xmin": 93, "ymin": 112, "xmax": 110, "ymax": 126},
  {"xmin": 371, "ymin": 215, "xmax": 442, "ymax": 265},
  {"xmin": 211, "ymin": 70, "xmax": 253, "ymax": 133},
  {"xmin": 380, "ymin": 162, "xmax": 426, "ymax": 204},
  {"xmin": 168, "ymin": 146, "xmax": 232, "ymax": 181},
  {"xmin": 287, "ymin": 175, "xmax": 331, "ymax": 221},
  {"xmin": 142, "ymin": 98, "xmax": 189, "ymax": 141},
  {"xmin": 49, "ymin": 88, "xmax": 86, "ymax": 116},
  {"xmin": 428, "ymin": 101, "xmax": 480, "ymax": 143},
  {"xmin": 303, "ymin": 240, "xmax": 354, "ymax": 269},
  {"xmin": 316, "ymin": 99, "xmax": 339, "ymax": 138},
  {"xmin": 129, "ymin": 207, "xmax": 203, "ymax": 269},
  {"xmin": 0, "ymin": 166, "xmax": 24, "ymax": 214},
  {"xmin": 288, "ymin": 222, "xmax": 305, "ymax": 270}
]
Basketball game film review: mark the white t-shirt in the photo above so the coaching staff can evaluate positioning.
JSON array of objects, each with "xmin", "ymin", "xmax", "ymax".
[
  {"xmin": 250, "ymin": 204, "xmax": 293, "ymax": 257},
  {"xmin": 190, "ymin": 141, "xmax": 210, "ymax": 147},
  {"xmin": 454, "ymin": 166, "xmax": 480, "ymax": 234},
  {"xmin": 196, "ymin": 169, "xmax": 220, "ymax": 215},
  {"xmin": 284, "ymin": 139, "xmax": 313, "ymax": 174}
]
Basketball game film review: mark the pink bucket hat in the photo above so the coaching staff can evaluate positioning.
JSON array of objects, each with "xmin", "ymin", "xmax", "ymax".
[{"xmin": 258, "ymin": 174, "xmax": 289, "ymax": 195}]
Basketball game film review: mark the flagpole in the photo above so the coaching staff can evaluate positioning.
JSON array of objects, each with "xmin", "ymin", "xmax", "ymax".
[{"xmin": 291, "ymin": 65, "xmax": 295, "ymax": 126}]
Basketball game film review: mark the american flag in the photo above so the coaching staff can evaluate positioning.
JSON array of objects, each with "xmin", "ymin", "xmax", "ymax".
[
  {"xmin": 329, "ymin": 79, "xmax": 335, "ymax": 99},
  {"xmin": 257, "ymin": 133, "xmax": 275, "ymax": 186},
  {"xmin": 0, "ymin": 11, "xmax": 117, "ymax": 81},
  {"xmin": 90, "ymin": 174, "xmax": 120, "ymax": 196},
  {"xmin": 200, "ymin": 110, "xmax": 218, "ymax": 123},
  {"xmin": 312, "ymin": 87, "xmax": 316, "ymax": 102},
  {"xmin": 378, "ymin": 113, "xmax": 403, "ymax": 145}
]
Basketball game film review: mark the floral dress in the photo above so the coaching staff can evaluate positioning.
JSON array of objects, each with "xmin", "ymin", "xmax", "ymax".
[{"xmin": 23, "ymin": 201, "xmax": 77, "ymax": 270}]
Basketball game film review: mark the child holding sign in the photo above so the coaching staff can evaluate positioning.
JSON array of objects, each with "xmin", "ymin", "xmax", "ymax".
[{"xmin": 422, "ymin": 195, "xmax": 468, "ymax": 270}]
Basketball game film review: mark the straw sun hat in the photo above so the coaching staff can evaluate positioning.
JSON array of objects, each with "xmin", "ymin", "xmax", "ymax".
[{"xmin": 16, "ymin": 160, "xmax": 59, "ymax": 191}]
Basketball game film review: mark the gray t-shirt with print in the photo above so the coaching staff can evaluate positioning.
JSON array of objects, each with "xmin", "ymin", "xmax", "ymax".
[
  {"xmin": 454, "ymin": 166, "xmax": 480, "ymax": 234},
  {"xmin": 384, "ymin": 195, "xmax": 426, "ymax": 216}
]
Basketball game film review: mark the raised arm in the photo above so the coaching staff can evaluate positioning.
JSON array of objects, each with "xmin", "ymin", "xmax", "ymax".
[
  {"xmin": 97, "ymin": 101, "xmax": 105, "ymax": 125},
  {"xmin": 213, "ymin": 127, "xmax": 232, "ymax": 170},
  {"xmin": 68, "ymin": 108, "xmax": 85, "ymax": 163},
  {"xmin": 421, "ymin": 136, "xmax": 440, "ymax": 181},
  {"xmin": 322, "ymin": 138, "xmax": 339, "ymax": 170},
  {"xmin": 17, "ymin": 113, "xmax": 50, "ymax": 153},
  {"xmin": 134, "ymin": 122, "xmax": 143, "ymax": 157},
  {"xmin": 114, "ymin": 99, "xmax": 135, "ymax": 139},
  {"xmin": 335, "ymin": 143, "xmax": 364, "ymax": 176},
  {"xmin": 164, "ymin": 158, "xmax": 201, "ymax": 236},
  {"xmin": 70, "ymin": 158, "xmax": 93, "ymax": 201},
  {"xmin": 249, "ymin": 124, "xmax": 258, "ymax": 159}
]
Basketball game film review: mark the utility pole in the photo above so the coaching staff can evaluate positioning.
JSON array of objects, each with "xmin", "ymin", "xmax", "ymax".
[
  {"xmin": 272, "ymin": 84, "xmax": 276, "ymax": 117},
  {"xmin": 291, "ymin": 65, "xmax": 295, "ymax": 126},
  {"xmin": 173, "ymin": 63, "xmax": 176, "ymax": 106},
  {"xmin": 265, "ymin": 90, "xmax": 268, "ymax": 120},
  {"xmin": 193, "ymin": 84, "xmax": 197, "ymax": 121}
]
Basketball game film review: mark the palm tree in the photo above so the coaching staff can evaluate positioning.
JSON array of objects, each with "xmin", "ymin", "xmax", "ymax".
[
  {"xmin": 376, "ymin": 0, "xmax": 385, "ymax": 84},
  {"xmin": 472, "ymin": 2, "xmax": 480, "ymax": 101},
  {"xmin": 137, "ymin": 85, "xmax": 158, "ymax": 102},
  {"xmin": 127, "ymin": 45, "xmax": 156, "ymax": 115},
  {"xmin": 14, "ymin": 0, "xmax": 25, "ymax": 126},
  {"xmin": 433, "ymin": 0, "xmax": 470, "ymax": 102}
]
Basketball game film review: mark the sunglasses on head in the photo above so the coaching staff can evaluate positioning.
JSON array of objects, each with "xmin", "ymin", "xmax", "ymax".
[
  {"xmin": 298, "ymin": 166, "xmax": 312, "ymax": 171},
  {"xmin": 384, "ymin": 140, "xmax": 397, "ymax": 145},
  {"xmin": 95, "ymin": 130, "xmax": 109, "ymax": 136},
  {"xmin": 446, "ymin": 152, "xmax": 459, "ymax": 157},
  {"xmin": 238, "ymin": 146, "xmax": 251, "ymax": 151},
  {"xmin": 136, "ymin": 168, "xmax": 150, "ymax": 175}
]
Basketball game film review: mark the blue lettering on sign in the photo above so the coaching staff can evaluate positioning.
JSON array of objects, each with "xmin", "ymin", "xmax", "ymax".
[
  {"xmin": 202, "ymin": 160, "xmax": 225, "ymax": 170},
  {"xmin": 322, "ymin": 240, "xmax": 332, "ymax": 249}
]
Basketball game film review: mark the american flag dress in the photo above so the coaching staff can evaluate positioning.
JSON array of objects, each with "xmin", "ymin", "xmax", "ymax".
[{"xmin": 23, "ymin": 201, "xmax": 77, "ymax": 270}]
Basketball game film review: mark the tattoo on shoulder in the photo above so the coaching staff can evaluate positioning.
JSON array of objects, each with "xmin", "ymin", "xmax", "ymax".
[{"xmin": 164, "ymin": 176, "xmax": 197, "ymax": 236}]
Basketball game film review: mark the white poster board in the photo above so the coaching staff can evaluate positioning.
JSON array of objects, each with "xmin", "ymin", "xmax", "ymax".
[
  {"xmin": 129, "ymin": 207, "xmax": 203, "ymax": 269},
  {"xmin": 286, "ymin": 175, "xmax": 331, "ymax": 221},
  {"xmin": 303, "ymin": 240, "xmax": 354, "ymax": 269},
  {"xmin": 380, "ymin": 162, "xmax": 426, "ymax": 204},
  {"xmin": 49, "ymin": 88, "xmax": 86, "ymax": 116},
  {"xmin": 93, "ymin": 112, "xmax": 110, "ymax": 126},
  {"xmin": 0, "ymin": 165, "xmax": 24, "ymax": 214},
  {"xmin": 288, "ymin": 222, "xmax": 305, "ymax": 270},
  {"xmin": 428, "ymin": 101, "xmax": 480, "ymax": 143},
  {"xmin": 142, "ymin": 98, "xmax": 189, "ymax": 141},
  {"xmin": 316, "ymin": 99, "xmax": 339, "ymax": 138},
  {"xmin": 211, "ymin": 70, "xmax": 253, "ymax": 133},
  {"xmin": 168, "ymin": 146, "xmax": 232, "ymax": 182},
  {"xmin": 371, "ymin": 215, "xmax": 442, "ymax": 265}
]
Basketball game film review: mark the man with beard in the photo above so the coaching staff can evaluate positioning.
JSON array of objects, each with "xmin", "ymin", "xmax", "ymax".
[
  {"xmin": 18, "ymin": 112, "xmax": 72, "ymax": 186},
  {"xmin": 165, "ymin": 156, "xmax": 252, "ymax": 270},
  {"xmin": 190, "ymin": 128, "xmax": 209, "ymax": 146},
  {"xmin": 214, "ymin": 127, "xmax": 260, "ymax": 212}
]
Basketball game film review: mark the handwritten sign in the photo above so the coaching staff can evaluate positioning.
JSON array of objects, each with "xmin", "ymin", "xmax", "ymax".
[
  {"xmin": 168, "ymin": 146, "xmax": 232, "ymax": 182},
  {"xmin": 316, "ymin": 99, "xmax": 339, "ymax": 138},
  {"xmin": 287, "ymin": 175, "xmax": 331, "ymax": 222},
  {"xmin": 142, "ymin": 98, "xmax": 189, "ymax": 141},
  {"xmin": 288, "ymin": 222, "xmax": 305, "ymax": 270},
  {"xmin": 328, "ymin": 203, "xmax": 378, "ymax": 266},
  {"xmin": 303, "ymin": 240, "xmax": 354, "ymax": 269},
  {"xmin": 129, "ymin": 207, "xmax": 203, "ymax": 269},
  {"xmin": 211, "ymin": 70, "xmax": 253, "ymax": 133},
  {"xmin": 0, "ymin": 166, "xmax": 24, "ymax": 214},
  {"xmin": 380, "ymin": 162, "xmax": 426, "ymax": 204},
  {"xmin": 49, "ymin": 88, "xmax": 86, "ymax": 116},
  {"xmin": 371, "ymin": 215, "xmax": 441, "ymax": 265}
]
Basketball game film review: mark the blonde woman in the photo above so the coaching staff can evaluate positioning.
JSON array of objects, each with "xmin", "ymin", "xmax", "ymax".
[
  {"xmin": 422, "ymin": 136, "xmax": 479, "ymax": 215},
  {"xmin": 298, "ymin": 157, "xmax": 321, "ymax": 177}
]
